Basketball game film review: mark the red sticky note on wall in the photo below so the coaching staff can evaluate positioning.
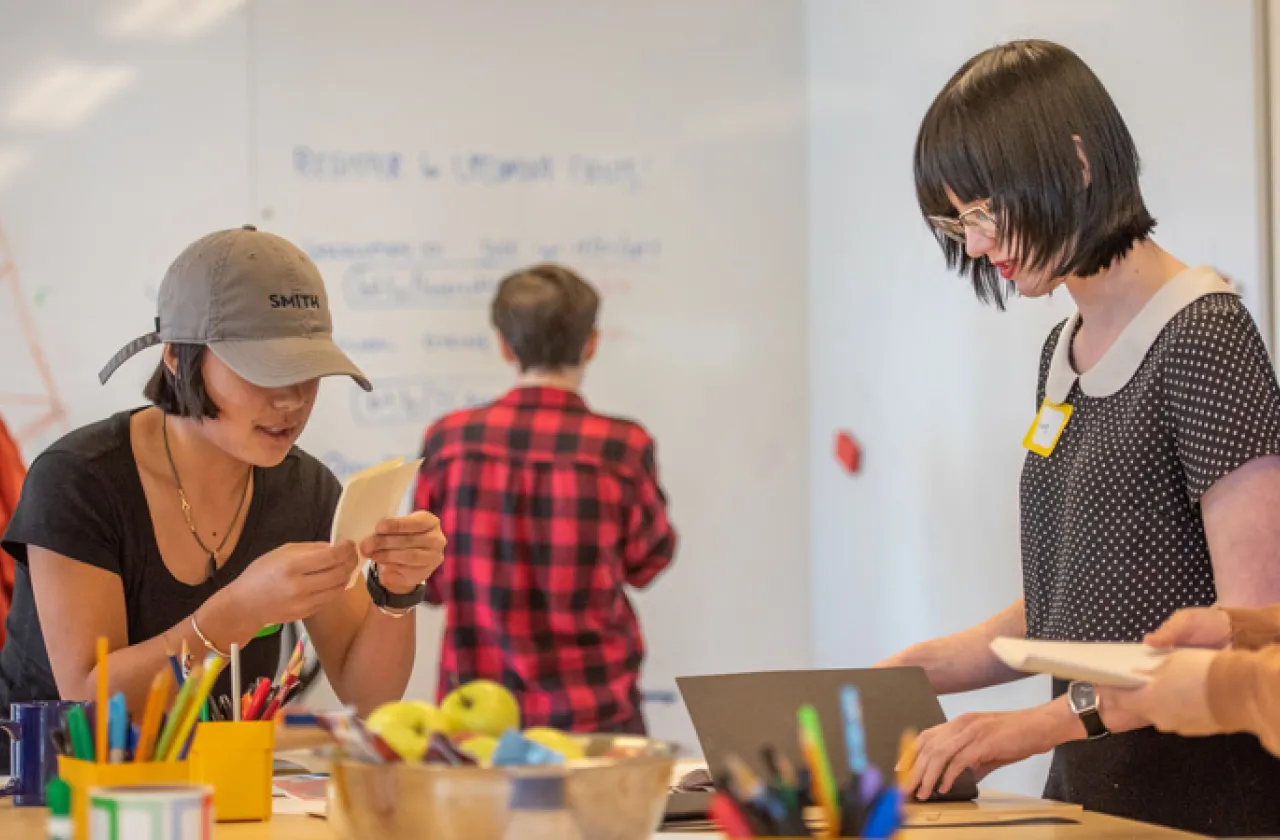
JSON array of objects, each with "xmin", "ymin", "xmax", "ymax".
[{"xmin": 835, "ymin": 431, "xmax": 861, "ymax": 474}]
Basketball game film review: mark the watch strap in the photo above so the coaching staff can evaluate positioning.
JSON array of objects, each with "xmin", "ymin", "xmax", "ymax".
[
  {"xmin": 1078, "ymin": 706, "xmax": 1108, "ymax": 739},
  {"xmin": 366, "ymin": 563, "xmax": 425, "ymax": 610}
]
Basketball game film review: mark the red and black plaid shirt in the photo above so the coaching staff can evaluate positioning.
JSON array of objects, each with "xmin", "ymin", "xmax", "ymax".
[{"xmin": 414, "ymin": 386, "xmax": 676, "ymax": 733}]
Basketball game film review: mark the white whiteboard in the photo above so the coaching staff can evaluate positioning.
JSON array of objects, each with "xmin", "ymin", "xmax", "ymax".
[{"xmin": 0, "ymin": 0, "xmax": 810, "ymax": 751}]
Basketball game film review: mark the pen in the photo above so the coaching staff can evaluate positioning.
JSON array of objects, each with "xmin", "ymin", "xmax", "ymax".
[
  {"xmin": 797, "ymin": 703, "xmax": 840, "ymax": 834},
  {"xmin": 95, "ymin": 637, "xmax": 109, "ymax": 764},
  {"xmin": 108, "ymin": 693, "xmax": 128, "ymax": 763},
  {"xmin": 66, "ymin": 704, "xmax": 94, "ymax": 761},
  {"xmin": 230, "ymin": 642, "xmax": 241, "ymax": 721}
]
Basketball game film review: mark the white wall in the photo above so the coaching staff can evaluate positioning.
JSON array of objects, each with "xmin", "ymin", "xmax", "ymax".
[{"xmin": 807, "ymin": 0, "xmax": 1265, "ymax": 796}]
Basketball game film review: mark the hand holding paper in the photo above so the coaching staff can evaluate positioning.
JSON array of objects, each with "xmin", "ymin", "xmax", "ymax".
[
  {"xmin": 329, "ymin": 457, "xmax": 435, "ymax": 589},
  {"xmin": 358, "ymin": 509, "xmax": 447, "ymax": 594}
]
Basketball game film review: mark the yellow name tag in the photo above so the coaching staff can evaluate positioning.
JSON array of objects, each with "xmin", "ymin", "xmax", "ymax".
[{"xmin": 1023, "ymin": 400, "xmax": 1073, "ymax": 457}]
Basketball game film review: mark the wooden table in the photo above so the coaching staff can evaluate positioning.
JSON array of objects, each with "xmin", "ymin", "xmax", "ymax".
[{"xmin": 0, "ymin": 790, "xmax": 1206, "ymax": 839}]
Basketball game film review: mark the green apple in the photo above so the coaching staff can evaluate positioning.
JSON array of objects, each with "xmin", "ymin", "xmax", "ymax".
[
  {"xmin": 522, "ymin": 726, "xmax": 586, "ymax": 760},
  {"xmin": 457, "ymin": 734, "xmax": 499, "ymax": 767},
  {"xmin": 365, "ymin": 700, "xmax": 453, "ymax": 762},
  {"xmin": 440, "ymin": 680, "xmax": 520, "ymax": 737}
]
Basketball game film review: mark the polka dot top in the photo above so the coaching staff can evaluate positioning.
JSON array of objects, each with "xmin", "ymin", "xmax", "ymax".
[
  {"xmin": 1022, "ymin": 273, "xmax": 1280, "ymax": 643},
  {"xmin": 1021, "ymin": 268, "xmax": 1280, "ymax": 837}
]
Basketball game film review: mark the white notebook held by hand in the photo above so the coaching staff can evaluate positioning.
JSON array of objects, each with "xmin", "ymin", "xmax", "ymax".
[
  {"xmin": 989, "ymin": 636, "xmax": 1170, "ymax": 687},
  {"xmin": 330, "ymin": 457, "xmax": 425, "ymax": 588}
]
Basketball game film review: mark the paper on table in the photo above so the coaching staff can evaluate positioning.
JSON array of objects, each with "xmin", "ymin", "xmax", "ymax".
[
  {"xmin": 989, "ymin": 636, "xmax": 1169, "ymax": 687},
  {"xmin": 271, "ymin": 797, "xmax": 326, "ymax": 817},
  {"xmin": 330, "ymin": 456, "xmax": 425, "ymax": 588}
]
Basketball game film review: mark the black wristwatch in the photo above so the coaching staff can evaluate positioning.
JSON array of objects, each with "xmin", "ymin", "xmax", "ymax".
[
  {"xmin": 366, "ymin": 563, "xmax": 426, "ymax": 611},
  {"xmin": 1067, "ymin": 680, "xmax": 1109, "ymax": 740}
]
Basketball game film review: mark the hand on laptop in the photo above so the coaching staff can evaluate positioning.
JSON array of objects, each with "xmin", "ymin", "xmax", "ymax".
[{"xmin": 899, "ymin": 707, "xmax": 1058, "ymax": 800}]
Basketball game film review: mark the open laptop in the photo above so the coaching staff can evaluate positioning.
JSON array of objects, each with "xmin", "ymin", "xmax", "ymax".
[{"xmin": 670, "ymin": 665, "xmax": 977, "ymax": 819}]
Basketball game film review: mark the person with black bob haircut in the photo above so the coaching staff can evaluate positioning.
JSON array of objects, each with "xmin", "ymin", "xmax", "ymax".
[
  {"xmin": 879, "ymin": 40, "xmax": 1280, "ymax": 836},
  {"xmin": 0, "ymin": 225, "xmax": 447, "ymax": 776}
]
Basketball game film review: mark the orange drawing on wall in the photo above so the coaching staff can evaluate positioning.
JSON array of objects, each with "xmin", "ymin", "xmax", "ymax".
[{"xmin": 0, "ymin": 221, "xmax": 68, "ymax": 446}]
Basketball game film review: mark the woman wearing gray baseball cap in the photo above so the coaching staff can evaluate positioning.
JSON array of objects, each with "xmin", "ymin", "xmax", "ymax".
[{"xmin": 0, "ymin": 225, "xmax": 444, "ymax": 737}]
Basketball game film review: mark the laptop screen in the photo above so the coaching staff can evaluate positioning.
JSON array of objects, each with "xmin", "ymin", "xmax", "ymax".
[{"xmin": 675, "ymin": 666, "xmax": 977, "ymax": 802}]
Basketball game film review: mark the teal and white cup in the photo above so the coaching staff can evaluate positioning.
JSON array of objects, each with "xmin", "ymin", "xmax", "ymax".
[{"xmin": 88, "ymin": 784, "xmax": 213, "ymax": 840}]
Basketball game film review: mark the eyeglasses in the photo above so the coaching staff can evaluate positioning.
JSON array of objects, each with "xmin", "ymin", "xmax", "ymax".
[{"xmin": 926, "ymin": 202, "xmax": 997, "ymax": 243}]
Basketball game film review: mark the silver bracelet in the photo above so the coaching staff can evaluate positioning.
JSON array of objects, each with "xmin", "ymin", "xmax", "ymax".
[
  {"xmin": 191, "ymin": 613, "xmax": 230, "ymax": 658},
  {"xmin": 375, "ymin": 604, "xmax": 414, "ymax": 619}
]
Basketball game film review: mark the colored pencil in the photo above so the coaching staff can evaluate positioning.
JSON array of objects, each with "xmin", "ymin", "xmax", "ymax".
[{"xmin": 95, "ymin": 637, "xmax": 109, "ymax": 764}]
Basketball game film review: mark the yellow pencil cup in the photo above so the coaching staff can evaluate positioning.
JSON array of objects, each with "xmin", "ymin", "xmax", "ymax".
[
  {"xmin": 186, "ymin": 720, "xmax": 275, "ymax": 821},
  {"xmin": 57, "ymin": 755, "xmax": 192, "ymax": 840}
]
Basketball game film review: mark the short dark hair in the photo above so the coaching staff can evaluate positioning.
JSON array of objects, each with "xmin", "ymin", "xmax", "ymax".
[
  {"xmin": 142, "ymin": 343, "xmax": 219, "ymax": 419},
  {"xmin": 913, "ymin": 39, "xmax": 1157, "ymax": 308},
  {"xmin": 490, "ymin": 264, "xmax": 599, "ymax": 371}
]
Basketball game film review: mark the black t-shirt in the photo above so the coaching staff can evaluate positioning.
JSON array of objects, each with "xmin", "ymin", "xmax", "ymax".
[
  {"xmin": 1020, "ymin": 274, "xmax": 1280, "ymax": 837},
  {"xmin": 0, "ymin": 408, "xmax": 341, "ymax": 741}
]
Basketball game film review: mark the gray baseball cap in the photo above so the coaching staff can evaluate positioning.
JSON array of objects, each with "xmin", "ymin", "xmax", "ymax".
[{"xmin": 99, "ymin": 224, "xmax": 372, "ymax": 392}]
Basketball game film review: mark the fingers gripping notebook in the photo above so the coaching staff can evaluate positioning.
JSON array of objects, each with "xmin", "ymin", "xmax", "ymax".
[
  {"xmin": 331, "ymin": 457, "xmax": 424, "ymax": 588},
  {"xmin": 989, "ymin": 637, "xmax": 1169, "ymax": 687}
]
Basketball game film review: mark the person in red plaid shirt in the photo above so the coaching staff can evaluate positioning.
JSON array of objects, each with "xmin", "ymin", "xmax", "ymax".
[{"xmin": 413, "ymin": 264, "xmax": 677, "ymax": 735}]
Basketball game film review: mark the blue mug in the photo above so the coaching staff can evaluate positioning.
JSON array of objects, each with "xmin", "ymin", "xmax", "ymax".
[{"xmin": 0, "ymin": 701, "xmax": 79, "ymax": 806}]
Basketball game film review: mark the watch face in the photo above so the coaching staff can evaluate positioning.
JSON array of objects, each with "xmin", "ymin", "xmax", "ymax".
[{"xmin": 1069, "ymin": 681, "xmax": 1096, "ymax": 711}]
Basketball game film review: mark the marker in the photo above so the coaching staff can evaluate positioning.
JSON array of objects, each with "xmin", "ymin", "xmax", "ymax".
[
  {"xmin": 797, "ymin": 703, "xmax": 840, "ymax": 833},
  {"xmin": 862, "ymin": 786, "xmax": 905, "ymax": 839},
  {"xmin": 107, "ymin": 693, "xmax": 128, "ymax": 763},
  {"xmin": 244, "ymin": 677, "xmax": 272, "ymax": 721},
  {"xmin": 708, "ymin": 791, "xmax": 756, "ymax": 838},
  {"xmin": 66, "ymin": 704, "xmax": 94, "ymax": 761},
  {"xmin": 840, "ymin": 684, "xmax": 868, "ymax": 774}
]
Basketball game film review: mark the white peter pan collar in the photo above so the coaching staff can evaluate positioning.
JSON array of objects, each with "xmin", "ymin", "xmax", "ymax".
[{"xmin": 1044, "ymin": 265, "xmax": 1237, "ymax": 404}]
